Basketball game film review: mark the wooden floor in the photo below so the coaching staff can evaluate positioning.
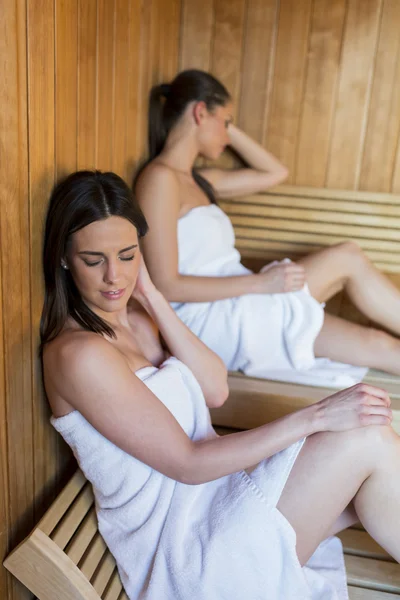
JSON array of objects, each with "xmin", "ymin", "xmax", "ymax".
[{"xmin": 215, "ymin": 425, "xmax": 400, "ymax": 598}]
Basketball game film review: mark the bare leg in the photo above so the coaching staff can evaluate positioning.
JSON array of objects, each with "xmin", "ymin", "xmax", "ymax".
[
  {"xmin": 277, "ymin": 425, "xmax": 400, "ymax": 565},
  {"xmin": 314, "ymin": 312, "xmax": 400, "ymax": 374},
  {"xmin": 298, "ymin": 242, "xmax": 400, "ymax": 335}
]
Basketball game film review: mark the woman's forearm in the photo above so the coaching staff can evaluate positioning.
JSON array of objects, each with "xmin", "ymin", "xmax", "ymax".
[
  {"xmin": 158, "ymin": 272, "xmax": 261, "ymax": 303},
  {"xmin": 138, "ymin": 286, "xmax": 229, "ymax": 406},
  {"xmin": 228, "ymin": 125, "xmax": 288, "ymax": 178},
  {"xmin": 182, "ymin": 404, "xmax": 319, "ymax": 484}
]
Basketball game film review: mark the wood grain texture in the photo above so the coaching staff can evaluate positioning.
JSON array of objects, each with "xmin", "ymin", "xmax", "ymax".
[{"xmin": 179, "ymin": 0, "xmax": 215, "ymax": 71}]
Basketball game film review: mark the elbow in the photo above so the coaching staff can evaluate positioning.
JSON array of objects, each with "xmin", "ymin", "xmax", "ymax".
[
  {"xmin": 206, "ymin": 380, "xmax": 229, "ymax": 409},
  {"xmin": 276, "ymin": 166, "xmax": 289, "ymax": 185}
]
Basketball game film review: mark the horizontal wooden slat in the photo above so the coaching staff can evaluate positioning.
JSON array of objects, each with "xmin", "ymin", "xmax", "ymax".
[
  {"xmin": 226, "ymin": 194, "xmax": 400, "ymax": 217},
  {"xmin": 346, "ymin": 555, "xmax": 400, "ymax": 594},
  {"xmin": 66, "ymin": 506, "xmax": 98, "ymax": 565},
  {"xmin": 275, "ymin": 185, "xmax": 400, "ymax": 205},
  {"xmin": 51, "ymin": 484, "xmax": 94, "ymax": 549},
  {"xmin": 339, "ymin": 529, "xmax": 392, "ymax": 561},
  {"xmin": 348, "ymin": 586, "xmax": 400, "ymax": 599},
  {"xmin": 37, "ymin": 470, "xmax": 87, "ymax": 536}
]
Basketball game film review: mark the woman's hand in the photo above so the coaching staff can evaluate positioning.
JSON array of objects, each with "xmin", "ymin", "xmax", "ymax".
[
  {"xmin": 315, "ymin": 383, "xmax": 392, "ymax": 432},
  {"xmin": 256, "ymin": 261, "xmax": 306, "ymax": 293},
  {"xmin": 131, "ymin": 254, "xmax": 157, "ymax": 305}
]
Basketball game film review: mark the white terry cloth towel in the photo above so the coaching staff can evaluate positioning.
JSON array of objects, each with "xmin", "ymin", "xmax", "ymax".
[
  {"xmin": 173, "ymin": 203, "xmax": 368, "ymax": 388},
  {"xmin": 52, "ymin": 357, "xmax": 348, "ymax": 600}
]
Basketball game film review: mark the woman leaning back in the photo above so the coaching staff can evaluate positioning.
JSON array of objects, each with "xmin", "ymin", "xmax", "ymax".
[
  {"xmin": 42, "ymin": 169, "xmax": 400, "ymax": 600},
  {"xmin": 135, "ymin": 69, "xmax": 400, "ymax": 378}
]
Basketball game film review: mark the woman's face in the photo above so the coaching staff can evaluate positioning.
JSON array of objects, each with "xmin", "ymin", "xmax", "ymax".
[
  {"xmin": 197, "ymin": 102, "xmax": 233, "ymax": 161},
  {"xmin": 66, "ymin": 216, "xmax": 140, "ymax": 318}
]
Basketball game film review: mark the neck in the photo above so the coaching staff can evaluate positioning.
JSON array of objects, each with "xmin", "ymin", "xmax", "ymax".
[{"xmin": 158, "ymin": 121, "xmax": 199, "ymax": 173}]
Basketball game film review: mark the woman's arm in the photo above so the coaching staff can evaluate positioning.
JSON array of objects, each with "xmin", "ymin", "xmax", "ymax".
[
  {"xmin": 51, "ymin": 338, "xmax": 392, "ymax": 485},
  {"xmin": 137, "ymin": 164, "xmax": 302, "ymax": 302},
  {"xmin": 132, "ymin": 257, "xmax": 228, "ymax": 408},
  {"xmin": 199, "ymin": 124, "xmax": 288, "ymax": 198}
]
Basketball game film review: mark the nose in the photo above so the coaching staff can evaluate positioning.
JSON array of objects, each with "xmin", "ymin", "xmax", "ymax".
[{"xmin": 103, "ymin": 259, "xmax": 121, "ymax": 285}]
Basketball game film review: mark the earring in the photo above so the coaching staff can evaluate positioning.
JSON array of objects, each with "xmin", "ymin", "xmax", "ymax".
[{"xmin": 61, "ymin": 260, "xmax": 68, "ymax": 270}]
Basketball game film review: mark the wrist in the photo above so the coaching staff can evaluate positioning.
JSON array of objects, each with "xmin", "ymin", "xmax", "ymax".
[{"xmin": 247, "ymin": 273, "xmax": 263, "ymax": 294}]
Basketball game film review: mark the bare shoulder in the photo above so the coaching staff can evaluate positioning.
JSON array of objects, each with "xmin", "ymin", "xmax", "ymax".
[{"xmin": 137, "ymin": 161, "xmax": 180, "ymax": 199}]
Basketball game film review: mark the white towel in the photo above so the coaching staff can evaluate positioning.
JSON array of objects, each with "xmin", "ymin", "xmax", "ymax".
[
  {"xmin": 52, "ymin": 357, "xmax": 348, "ymax": 599},
  {"xmin": 174, "ymin": 204, "xmax": 368, "ymax": 388}
]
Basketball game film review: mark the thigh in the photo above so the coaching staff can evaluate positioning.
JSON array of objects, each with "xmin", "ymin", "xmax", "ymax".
[
  {"xmin": 297, "ymin": 243, "xmax": 350, "ymax": 303},
  {"xmin": 277, "ymin": 428, "xmax": 374, "ymax": 565}
]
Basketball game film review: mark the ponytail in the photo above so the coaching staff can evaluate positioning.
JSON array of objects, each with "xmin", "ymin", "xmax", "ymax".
[{"xmin": 148, "ymin": 83, "xmax": 171, "ymax": 160}]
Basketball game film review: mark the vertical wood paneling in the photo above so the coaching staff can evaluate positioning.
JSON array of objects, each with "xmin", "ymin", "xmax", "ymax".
[
  {"xmin": 77, "ymin": 0, "xmax": 97, "ymax": 169},
  {"xmin": 238, "ymin": 0, "xmax": 278, "ymax": 143},
  {"xmin": 1, "ymin": 0, "xmax": 32, "ymax": 598},
  {"xmin": 265, "ymin": 0, "xmax": 313, "ymax": 182},
  {"xmin": 179, "ymin": 0, "xmax": 214, "ymax": 71},
  {"xmin": 124, "ymin": 0, "xmax": 142, "ymax": 182},
  {"xmin": 359, "ymin": 0, "xmax": 400, "ymax": 192},
  {"xmin": 27, "ymin": 0, "xmax": 58, "ymax": 524},
  {"xmin": 112, "ymin": 0, "xmax": 131, "ymax": 177},
  {"xmin": 295, "ymin": 0, "xmax": 347, "ymax": 186},
  {"xmin": 326, "ymin": 0, "xmax": 383, "ymax": 189},
  {"xmin": 96, "ymin": 0, "xmax": 115, "ymax": 170},
  {"xmin": 55, "ymin": 0, "xmax": 78, "ymax": 178}
]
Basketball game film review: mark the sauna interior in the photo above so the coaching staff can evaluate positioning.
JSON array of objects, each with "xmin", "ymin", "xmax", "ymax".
[{"xmin": 2, "ymin": 0, "xmax": 400, "ymax": 598}]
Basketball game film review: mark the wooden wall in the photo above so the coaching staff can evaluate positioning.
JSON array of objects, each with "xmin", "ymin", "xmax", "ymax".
[
  {"xmin": 180, "ymin": 0, "xmax": 400, "ymax": 193},
  {"xmin": 0, "ymin": 1, "xmax": 180, "ymax": 598}
]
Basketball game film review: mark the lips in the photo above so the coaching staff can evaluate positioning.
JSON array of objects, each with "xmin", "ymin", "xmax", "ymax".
[{"xmin": 101, "ymin": 288, "xmax": 125, "ymax": 300}]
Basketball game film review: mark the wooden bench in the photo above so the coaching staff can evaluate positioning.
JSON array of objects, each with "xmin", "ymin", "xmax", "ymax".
[
  {"xmin": 4, "ymin": 463, "xmax": 400, "ymax": 599},
  {"xmin": 210, "ymin": 184, "xmax": 400, "ymax": 433}
]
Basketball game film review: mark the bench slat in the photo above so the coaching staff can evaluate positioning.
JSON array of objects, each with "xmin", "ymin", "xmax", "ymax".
[
  {"xmin": 348, "ymin": 586, "xmax": 400, "ymax": 599},
  {"xmin": 37, "ymin": 470, "xmax": 87, "ymax": 536},
  {"xmin": 91, "ymin": 552, "xmax": 117, "ymax": 596},
  {"xmin": 339, "ymin": 529, "xmax": 392, "ymax": 561},
  {"xmin": 66, "ymin": 506, "xmax": 98, "ymax": 564},
  {"xmin": 102, "ymin": 568, "xmax": 122, "ymax": 600},
  {"xmin": 80, "ymin": 533, "xmax": 108, "ymax": 580},
  {"xmin": 52, "ymin": 484, "xmax": 94, "ymax": 549},
  {"xmin": 346, "ymin": 555, "xmax": 400, "ymax": 594}
]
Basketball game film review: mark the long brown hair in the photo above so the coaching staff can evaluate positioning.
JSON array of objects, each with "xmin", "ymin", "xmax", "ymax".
[{"xmin": 40, "ymin": 170, "xmax": 148, "ymax": 353}]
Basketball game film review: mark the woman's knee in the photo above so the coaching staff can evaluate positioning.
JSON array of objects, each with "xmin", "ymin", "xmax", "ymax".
[{"xmin": 333, "ymin": 241, "xmax": 366, "ymax": 269}]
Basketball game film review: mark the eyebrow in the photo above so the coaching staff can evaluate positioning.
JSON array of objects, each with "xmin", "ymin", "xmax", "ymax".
[{"xmin": 78, "ymin": 244, "xmax": 138, "ymax": 256}]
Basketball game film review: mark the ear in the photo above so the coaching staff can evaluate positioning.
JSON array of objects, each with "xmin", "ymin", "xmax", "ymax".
[{"xmin": 192, "ymin": 101, "xmax": 207, "ymax": 126}]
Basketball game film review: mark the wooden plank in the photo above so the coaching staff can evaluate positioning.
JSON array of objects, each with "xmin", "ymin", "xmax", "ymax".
[
  {"xmin": 80, "ymin": 533, "xmax": 108, "ymax": 580},
  {"xmin": 77, "ymin": 0, "xmax": 97, "ymax": 169},
  {"xmin": 326, "ymin": 0, "xmax": 383, "ymax": 189},
  {"xmin": 271, "ymin": 184, "xmax": 400, "ymax": 204},
  {"xmin": 295, "ymin": 0, "xmax": 347, "ymax": 186},
  {"xmin": 238, "ymin": 0, "xmax": 278, "ymax": 143},
  {"xmin": 55, "ymin": 0, "xmax": 78, "ymax": 178},
  {"xmin": 346, "ymin": 554, "xmax": 400, "ymax": 594},
  {"xmin": 51, "ymin": 486, "xmax": 94, "ymax": 550},
  {"xmin": 359, "ymin": 0, "xmax": 400, "ymax": 192},
  {"xmin": 96, "ymin": 0, "xmax": 115, "ymax": 170},
  {"xmin": 348, "ymin": 587, "xmax": 400, "ymax": 599},
  {"xmin": 4, "ymin": 529, "xmax": 102, "ymax": 600},
  {"xmin": 0, "ymin": 2, "xmax": 31, "ymax": 599},
  {"xmin": 38, "ymin": 471, "xmax": 87, "ymax": 535},
  {"xmin": 66, "ymin": 507, "xmax": 98, "ymax": 565},
  {"xmin": 136, "ymin": 0, "xmax": 154, "ymax": 162},
  {"xmin": 339, "ymin": 529, "xmax": 392, "ymax": 561},
  {"xmin": 91, "ymin": 552, "xmax": 116, "ymax": 596},
  {"xmin": 228, "ymin": 214, "xmax": 400, "ymax": 242},
  {"xmin": 124, "ymin": 0, "xmax": 141, "ymax": 182},
  {"xmin": 265, "ymin": 0, "xmax": 313, "ymax": 181},
  {"xmin": 102, "ymin": 568, "xmax": 122, "ymax": 600},
  {"xmin": 111, "ymin": 0, "xmax": 130, "ymax": 178},
  {"xmin": 179, "ymin": 0, "xmax": 214, "ymax": 71}
]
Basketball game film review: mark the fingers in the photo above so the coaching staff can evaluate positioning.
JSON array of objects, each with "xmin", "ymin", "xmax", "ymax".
[
  {"xmin": 352, "ymin": 383, "xmax": 391, "ymax": 406},
  {"xmin": 359, "ymin": 414, "xmax": 393, "ymax": 427}
]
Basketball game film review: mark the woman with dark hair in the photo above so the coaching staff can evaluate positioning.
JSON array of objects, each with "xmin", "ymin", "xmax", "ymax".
[
  {"xmin": 42, "ymin": 169, "xmax": 400, "ymax": 600},
  {"xmin": 135, "ymin": 69, "xmax": 400, "ymax": 383}
]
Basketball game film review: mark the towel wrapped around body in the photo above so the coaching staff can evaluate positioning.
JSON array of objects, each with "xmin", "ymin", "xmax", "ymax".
[
  {"xmin": 52, "ymin": 357, "xmax": 348, "ymax": 600},
  {"xmin": 172, "ymin": 204, "xmax": 367, "ymax": 388}
]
